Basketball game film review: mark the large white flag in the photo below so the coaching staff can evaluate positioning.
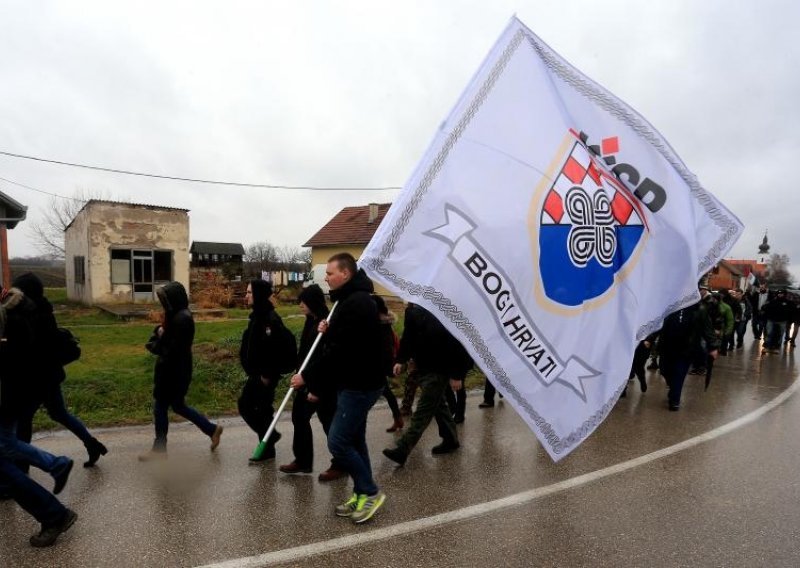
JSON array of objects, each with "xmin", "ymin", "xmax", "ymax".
[{"xmin": 361, "ymin": 17, "xmax": 743, "ymax": 460}]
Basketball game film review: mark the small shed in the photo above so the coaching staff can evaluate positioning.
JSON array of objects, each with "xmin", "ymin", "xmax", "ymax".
[
  {"xmin": 190, "ymin": 241, "xmax": 245, "ymax": 268},
  {"xmin": 64, "ymin": 200, "xmax": 190, "ymax": 304},
  {"xmin": 0, "ymin": 190, "xmax": 27, "ymax": 288}
]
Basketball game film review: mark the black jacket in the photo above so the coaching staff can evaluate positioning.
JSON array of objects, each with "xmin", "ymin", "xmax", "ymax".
[
  {"xmin": 396, "ymin": 304, "xmax": 473, "ymax": 380},
  {"xmin": 297, "ymin": 284, "xmax": 329, "ymax": 367},
  {"xmin": 147, "ymin": 282, "xmax": 194, "ymax": 402},
  {"xmin": 762, "ymin": 295, "xmax": 793, "ymax": 323},
  {"xmin": 0, "ymin": 288, "xmax": 37, "ymax": 426},
  {"xmin": 11, "ymin": 272, "xmax": 65, "ymax": 386},
  {"xmin": 303, "ymin": 269, "xmax": 384, "ymax": 394},
  {"xmin": 657, "ymin": 301, "xmax": 720, "ymax": 361},
  {"xmin": 239, "ymin": 279, "xmax": 286, "ymax": 380}
]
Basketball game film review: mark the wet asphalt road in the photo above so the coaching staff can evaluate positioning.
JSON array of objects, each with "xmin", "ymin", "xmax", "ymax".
[{"xmin": 2, "ymin": 339, "xmax": 799, "ymax": 568}]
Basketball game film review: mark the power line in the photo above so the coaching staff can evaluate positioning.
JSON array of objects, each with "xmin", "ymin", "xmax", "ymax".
[
  {"xmin": 0, "ymin": 150, "xmax": 402, "ymax": 191},
  {"xmin": 0, "ymin": 175, "xmax": 84, "ymax": 202}
]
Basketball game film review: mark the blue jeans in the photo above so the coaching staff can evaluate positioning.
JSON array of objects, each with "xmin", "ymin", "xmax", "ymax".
[
  {"xmin": 0, "ymin": 425, "xmax": 67, "ymax": 473},
  {"xmin": 328, "ymin": 388, "xmax": 382, "ymax": 496},
  {"xmin": 0, "ymin": 457, "xmax": 66, "ymax": 526},
  {"xmin": 153, "ymin": 397, "xmax": 216, "ymax": 450},
  {"xmin": 660, "ymin": 356, "xmax": 692, "ymax": 408},
  {"xmin": 42, "ymin": 386, "xmax": 93, "ymax": 445},
  {"xmin": 765, "ymin": 321, "xmax": 786, "ymax": 350}
]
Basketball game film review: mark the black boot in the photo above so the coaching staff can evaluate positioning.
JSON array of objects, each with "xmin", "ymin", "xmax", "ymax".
[{"xmin": 83, "ymin": 438, "xmax": 108, "ymax": 468}]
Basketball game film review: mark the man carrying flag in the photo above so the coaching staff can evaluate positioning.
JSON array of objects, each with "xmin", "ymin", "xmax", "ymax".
[
  {"xmin": 290, "ymin": 253, "xmax": 387, "ymax": 523},
  {"xmin": 361, "ymin": 16, "xmax": 743, "ymax": 460}
]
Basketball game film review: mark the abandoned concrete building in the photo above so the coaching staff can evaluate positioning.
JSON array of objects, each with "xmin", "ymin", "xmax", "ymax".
[{"xmin": 64, "ymin": 200, "xmax": 190, "ymax": 304}]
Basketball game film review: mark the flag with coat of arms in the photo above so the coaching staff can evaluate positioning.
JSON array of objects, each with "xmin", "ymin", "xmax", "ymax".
[{"xmin": 361, "ymin": 16, "xmax": 743, "ymax": 460}]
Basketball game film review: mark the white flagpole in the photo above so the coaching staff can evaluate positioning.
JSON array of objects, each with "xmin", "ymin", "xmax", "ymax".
[{"xmin": 250, "ymin": 301, "xmax": 338, "ymax": 460}]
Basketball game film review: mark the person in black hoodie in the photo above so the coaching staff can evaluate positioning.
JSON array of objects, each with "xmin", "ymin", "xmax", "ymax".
[
  {"xmin": 659, "ymin": 293, "xmax": 719, "ymax": 411},
  {"xmin": 290, "ymin": 253, "xmax": 386, "ymax": 524},
  {"xmin": 382, "ymin": 303, "xmax": 473, "ymax": 466},
  {"xmin": 139, "ymin": 281, "xmax": 222, "ymax": 460},
  {"xmin": 12, "ymin": 273, "xmax": 107, "ymax": 468},
  {"xmin": 279, "ymin": 284, "xmax": 343, "ymax": 479},
  {"xmin": 238, "ymin": 279, "xmax": 287, "ymax": 462},
  {"xmin": 762, "ymin": 288, "xmax": 793, "ymax": 353},
  {"xmin": 1, "ymin": 287, "xmax": 77, "ymax": 548}
]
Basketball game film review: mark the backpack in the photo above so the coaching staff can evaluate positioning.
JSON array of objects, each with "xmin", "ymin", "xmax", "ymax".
[
  {"xmin": 56, "ymin": 327, "xmax": 81, "ymax": 366},
  {"xmin": 268, "ymin": 317, "xmax": 298, "ymax": 374}
]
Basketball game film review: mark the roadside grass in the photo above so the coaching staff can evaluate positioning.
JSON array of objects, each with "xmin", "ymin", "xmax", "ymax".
[{"xmin": 33, "ymin": 289, "xmax": 486, "ymax": 432}]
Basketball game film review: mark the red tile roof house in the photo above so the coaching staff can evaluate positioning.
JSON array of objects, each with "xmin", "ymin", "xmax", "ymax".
[
  {"xmin": 707, "ymin": 259, "xmax": 745, "ymax": 292},
  {"xmin": 303, "ymin": 203, "xmax": 395, "ymax": 297}
]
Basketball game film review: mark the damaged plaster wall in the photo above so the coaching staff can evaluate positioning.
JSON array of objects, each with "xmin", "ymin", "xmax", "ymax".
[
  {"xmin": 64, "ymin": 207, "xmax": 91, "ymax": 303},
  {"xmin": 82, "ymin": 202, "xmax": 189, "ymax": 304}
]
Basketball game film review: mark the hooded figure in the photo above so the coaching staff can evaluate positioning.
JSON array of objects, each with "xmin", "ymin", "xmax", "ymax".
[
  {"xmin": 10, "ymin": 274, "xmax": 108, "ymax": 468},
  {"xmin": 278, "ymin": 284, "xmax": 343, "ymax": 478},
  {"xmin": 0, "ymin": 287, "xmax": 77, "ymax": 548},
  {"xmin": 140, "ymin": 281, "xmax": 221, "ymax": 459},
  {"xmin": 0, "ymin": 287, "xmax": 36, "ymax": 427},
  {"xmin": 238, "ymin": 279, "xmax": 287, "ymax": 461},
  {"xmin": 148, "ymin": 281, "xmax": 194, "ymax": 401},
  {"xmin": 11, "ymin": 273, "xmax": 64, "ymax": 386}
]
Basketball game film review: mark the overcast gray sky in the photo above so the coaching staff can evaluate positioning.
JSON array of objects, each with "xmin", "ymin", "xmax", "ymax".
[{"xmin": 2, "ymin": 1, "xmax": 798, "ymax": 275}]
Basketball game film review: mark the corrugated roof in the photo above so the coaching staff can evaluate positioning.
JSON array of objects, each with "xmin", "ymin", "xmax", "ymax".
[
  {"xmin": 304, "ymin": 203, "xmax": 391, "ymax": 247},
  {"xmin": 65, "ymin": 199, "xmax": 189, "ymax": 231},
  {"xmin": 190, "ymin": 241, "xmax": 245, "ymax": 255}
]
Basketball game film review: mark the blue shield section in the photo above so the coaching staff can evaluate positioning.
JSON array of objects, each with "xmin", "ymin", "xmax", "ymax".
[{"xmin": 539, "ymin": 225, "xmax": 644, "ymax": 306}]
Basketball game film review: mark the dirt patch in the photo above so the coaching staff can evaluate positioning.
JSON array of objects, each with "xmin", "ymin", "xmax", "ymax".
[{"xmin": 195, "ymin": 342, "xmax": 237, "ymax": 364}]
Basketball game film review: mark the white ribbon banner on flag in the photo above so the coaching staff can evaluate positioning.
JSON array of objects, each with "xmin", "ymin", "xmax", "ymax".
[{"xmin": 361, "ymin": 16, "xmax": 743, "ymax": 460}]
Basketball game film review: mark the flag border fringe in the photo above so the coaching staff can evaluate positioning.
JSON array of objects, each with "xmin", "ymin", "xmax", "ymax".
[{"xmin": 365, "ymin": 21, "xmax": 741, "ymax": 457}]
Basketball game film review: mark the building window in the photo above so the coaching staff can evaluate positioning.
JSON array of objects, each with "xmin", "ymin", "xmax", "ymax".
[
  {"xmin": 110, "ymin": 249, "xmax": 173, "ymax": 284},
  {"xmin": 154, "ymin": 251, "xmax": 172, "ymax": 281},
  {"xmin": 111, "ymin": 249, "xmax": 132, "ymax": 284},
  {"xmin": 74, "ymin": 256, "xmax": 85, "ymax": 284}
]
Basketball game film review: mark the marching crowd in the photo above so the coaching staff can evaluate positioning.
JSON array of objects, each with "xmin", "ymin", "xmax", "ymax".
[
  {"xmin": 624, "ymin": 284, "xmax": 800, "ymax": 410},
  {"xmin": 1, "ymin": 252, "xmax": 798, "ymax": 549},
  {"xmin": 0, "ymin": 253, "xmax": 474, "ymax": 548}
]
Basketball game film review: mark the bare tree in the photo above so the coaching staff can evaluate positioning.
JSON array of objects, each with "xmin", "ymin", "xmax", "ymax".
[
  {"xmin": 766, "ymin": 253, "xmax": 795, "ymax": 287},
  {"xmin": 244, "ymin": 241, "xmax": 279, "ymax": 272},
  {"xmin": 28, "ymin": 188, "xmax": 107, "ymax": 259}
]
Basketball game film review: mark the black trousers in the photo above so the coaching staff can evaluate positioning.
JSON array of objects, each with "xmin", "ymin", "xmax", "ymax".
[
  {"xmin": 290, "ymin": 390, "xmax": 337, "ymax": 469},
  {"xmin": 238, "ymin": 375, "xmax": 279, "ymax": 444}
]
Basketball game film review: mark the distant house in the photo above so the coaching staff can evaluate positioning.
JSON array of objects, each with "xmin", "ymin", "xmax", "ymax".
[
  {"xmin": 708, "ymin": 260, "xmax": 745, "ymax": 291},
  {"xmin": 190, "ymin": 241, "xmax": 245, "ymax": 269},
  {"xmin": 0, "ymin": 190, "xmax": 27, "ymax": 288},
  {"xmin": 303, "ymin": 203, "xmax": 391, "ymax": 295},
  {"xmin": 65, "ymin": 200, "xmax": 189, "ymax": 304},
  {"xmin": 725, "ymin": 259, "xmax": 767, "ymax": 285}
]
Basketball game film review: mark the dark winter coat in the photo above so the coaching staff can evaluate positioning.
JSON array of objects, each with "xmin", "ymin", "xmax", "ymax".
[
  {"xmin": 303, "ymin": 269, "xmax": 384, "ymax": 394},
  {"xmin": 657, "ymin": 301, "xmax": 720, "ymax": 362},
  {"xmin": 146, "ymin": 282, "xmax": 194, "ymax": 402},
  {"xmin": 396, "ymin": 304, "xmax": 474, "ymax": 380},
  {"xmin": 762, "ymin": 295, "xmax": 793, "ymax": 323},
  {"xmin": 297, "ymin": 284, "xmax": 329, "ymax": 366},
  {"xmin": 239, "ymin": 279, "xmax": 287, "ymax": 380},
  {"xmin": 0, "ymin": 288, "xmax": 37, "ymax": 426},
  {"xmin": 11, "ymin": 272, "xmax": 65, "ymax": 386}
]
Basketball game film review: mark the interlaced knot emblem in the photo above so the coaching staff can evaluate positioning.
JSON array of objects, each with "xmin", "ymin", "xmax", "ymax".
[{"xmin": 565, "ymin": 187, "xmax": 616, "ymax": 267}]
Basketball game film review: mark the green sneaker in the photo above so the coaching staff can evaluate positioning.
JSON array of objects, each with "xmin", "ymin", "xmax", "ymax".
[
  {"xmin": 351, "ymin": 492, "xmax": 386, "ymax": 524},
  {"xmin": 334, "ymin": 493, "xmax": 359, "ymax": 517}
]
